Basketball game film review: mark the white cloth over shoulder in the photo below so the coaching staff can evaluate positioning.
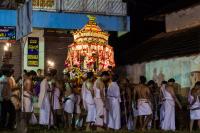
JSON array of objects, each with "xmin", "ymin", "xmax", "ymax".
[
  {"xmin": 38, "ymin": 79, "xmax": 54, "ymax": 125},
  {"xmin": 107, "ymin": 82, "xmax": 121, "ymax": 130},
  {"xmin": 137, "ymin": 99, "xmax": 152, "ymax": 116},
  {"xmin": 160, "ymin": 85, "xmax": 175, "ymax": 131}
]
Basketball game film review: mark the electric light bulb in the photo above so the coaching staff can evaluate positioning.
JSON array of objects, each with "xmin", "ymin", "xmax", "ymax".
[{"xmin": 4, "ymin": 45, "xmax": 8, "ymax": 51}]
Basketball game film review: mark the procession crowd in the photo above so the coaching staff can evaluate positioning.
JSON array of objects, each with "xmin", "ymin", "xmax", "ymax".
[{"xmin": 0, "ymin": 67, "xmax": 200, "ymax": 132}]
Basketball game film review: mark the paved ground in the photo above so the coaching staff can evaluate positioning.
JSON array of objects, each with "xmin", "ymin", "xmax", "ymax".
[{"xmin": 1, "ymin": 128, "xmax": 200, "ymax": 133}]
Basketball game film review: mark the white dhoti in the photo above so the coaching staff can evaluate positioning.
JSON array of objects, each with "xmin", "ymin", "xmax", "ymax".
[
  {"xmin": 53, "ymin": 88, "xmax": 61, "ymax": 110},
  {"xmin": 190, "ymin": 109, "xmax": 200, "ymax": 120},
  {"xmin": 39, "ymin": 94, "xmax": 54, "ymax": 125},
  {"xmin": 160, "ymin": 85, "xmax": 176, "ymax": 131},
  {"xmin": 82, "ymin": 82, "xmax": 96, "ymax": 123},
  {"xmin": 137, "ymin": 99, "xmax": 152, "ymax": 116},
  {"xmin": 23, "ymin": 91, "xmax": 33, "ymax": 112},
  {"xmin": 94, "ymin": 98, "xmax": 106, "ymax": 126},
  {"xmin": 107, "ymin": 97, "xmax": 121, "ymax": 130},
  {"xmin": 64, "ymin": 94, "xmax": 75, "ymax": 114},
  {"xmin": 38, "ymin": 79, "xmax": 54, "ymax": 125},
  {"xmin": 160, "ymin": 103, "xmax": 164, "ymax": 127},
  {"xmin": 86, "ymin": 103, "xmax": 96, "ymax": 122},
  {"xmin": 161, "ymin": 99, "xmax": 175, "ymax": 131},
  {"xmin": 189, "ymin": 95, "xmax": 200, "ymax": 120}
]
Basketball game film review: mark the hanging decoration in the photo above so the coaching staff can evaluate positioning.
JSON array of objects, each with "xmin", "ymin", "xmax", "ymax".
[{"xmin": 65, "ymin": 15, "xmax": 115, "ymax": 72}]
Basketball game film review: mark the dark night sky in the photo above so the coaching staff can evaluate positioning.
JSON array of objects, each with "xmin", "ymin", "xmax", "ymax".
[{"xmin": 114, "ymin": 0, "xmax": 200, "ymax": 65}]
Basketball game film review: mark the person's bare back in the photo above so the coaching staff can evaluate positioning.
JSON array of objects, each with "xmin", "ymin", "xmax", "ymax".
[
  {"xmin": 24, "ymin": 78, "xmax": 32, "ymax": 93},
  {"xmin": 135, "ymin": 84, "xmax": 150, "ymax": 99}
]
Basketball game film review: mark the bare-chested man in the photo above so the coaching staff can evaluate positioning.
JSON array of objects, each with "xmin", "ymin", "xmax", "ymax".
[
  {"xmin": 134, "ymin": 76, "xmax": 152, "ymax": 131},
  {"xmin": 119, "ymin": 78, "xmax": 131, "ymax": 128},
  {"xmin": 1, "ymin": 68, "xmax": 16, "ymax": 129},
  {"xmin": 23, "ymin": 71, "xmax": 35, "ymax": 124},
  {"xmin": 94, "ymin": 71, "xmax": 110, "ymax": 130}
]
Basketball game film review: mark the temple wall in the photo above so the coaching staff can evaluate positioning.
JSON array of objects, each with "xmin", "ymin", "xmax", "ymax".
[{"xmin": 125, "ymin": 54, "xmax": 200, "ymax": 90}]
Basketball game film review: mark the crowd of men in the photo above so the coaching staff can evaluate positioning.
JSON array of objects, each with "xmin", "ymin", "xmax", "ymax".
[{"xmin": 0, "ymin": 66, "xmax": 200, "ymax": 132}]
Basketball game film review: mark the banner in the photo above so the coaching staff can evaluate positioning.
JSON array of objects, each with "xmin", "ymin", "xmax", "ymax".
[
  {"xmin": 16, "ymin": 0, "xmax": 32, "ymax": 40},
  {"xmin": 33, "ymin": 0, "xmax": 57, "ymax": 11},
  {"xmin": 27, "ymin": 37, "xmax": 39, "ymax": 67},
  {"xmin": 0, "ymin": 26, "xmax": 16, "ymax": 41}
]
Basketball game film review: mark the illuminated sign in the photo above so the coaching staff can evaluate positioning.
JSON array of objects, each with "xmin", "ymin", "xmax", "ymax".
[
  {"xmin": 33, "ymin": 0, "xmax": 56, "ymax": 10},
  {"xmin": 27, "ymin": 37, "xmax": 39, "ymax": 67},
  {"xmin": 0, "ymin": 26, "xmax": 16, "ymax": 41}
]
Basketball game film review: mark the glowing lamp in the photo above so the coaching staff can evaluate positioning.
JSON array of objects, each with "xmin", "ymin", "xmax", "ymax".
[{"xmin": 4, "ymin": 46, "xmax": 9, "ymax": 51}]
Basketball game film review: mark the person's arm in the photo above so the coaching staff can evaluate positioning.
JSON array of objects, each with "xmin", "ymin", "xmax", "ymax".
[
  {"xmin": 190, "ymin": 89, "xmax": 200, "ymax": 106},
  {"xmin": 81, "ymin": 83, "xmax": 86, "ymax": 110},
  {"xmin": 159, "ymin": 87, "xmax": 164, "ymax": 104},
  {"xmin": 146, "ymin": 86, "xmax": 153, "ymax": 109},
  {"xmin": 26, "ymin": 79, "xmax": 32, "ymax": 94},
  {"xmin": 133, "ymin": 86, "xmax": 137, "ymax": 109},
  {"xmin": 169, "ymin": 86, "xmax": 182, "ymax": 109},
  {"xmin": 127, "ymin": 87, "xmax": 132, "ymax": 111},
  {"xmin": 117, "ymin": 85, "xmax": 121, "ymax": 102},
  {"xmin": 190, "ymin": 95, "xmax": 197, "ymax": 107},
  {"xmin": 146, "ymin": 86, "xmax": 152, "ymax": 100},
  {"xmin": 100, "ymin": 87, "xmax": 105, "ymax": 105},
  {"xmin": 98, "ymin": 81, "xmax": 105, "ymax": 105},
  {"xmin": 8, "ymin": 78, "xmax": 13, "ymax": 90}
]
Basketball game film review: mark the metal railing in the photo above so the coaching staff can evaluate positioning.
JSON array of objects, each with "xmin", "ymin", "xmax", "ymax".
[{"xmin": 32, "ymin": 0, "xmax": 127, "ymax": 16}]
